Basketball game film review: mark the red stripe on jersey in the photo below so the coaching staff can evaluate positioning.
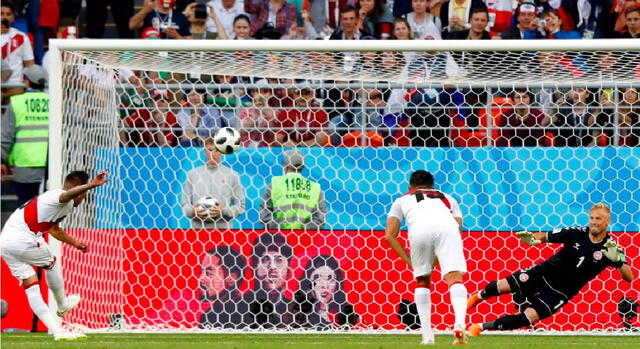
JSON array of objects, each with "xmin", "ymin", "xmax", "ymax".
[
  {"xmin": 11, "ymin": 34, "xmax": 24, "ymax": 54},
  {"xmin": 401, "ymin": 189, "xmax": 417, "ymax": 197},
  {"xmin": 23, "ymin": 196, "xmax": 55, "ymax": 233},
  {"xmin": 439, "ymin": 194, "xmax": 451, "ymax": 210},
  {"xmin": 2, "ymin": 34, "xmax": 25, "ymax": 59}
]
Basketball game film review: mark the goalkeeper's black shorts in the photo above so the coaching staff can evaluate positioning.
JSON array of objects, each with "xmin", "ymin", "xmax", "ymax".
[{"xmin": 506, "ymin": 268, "xmax": 571, "ymax": 320}]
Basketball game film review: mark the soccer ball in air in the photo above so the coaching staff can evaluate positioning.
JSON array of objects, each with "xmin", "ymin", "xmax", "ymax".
[{"xmin": 213, "ymin": 127, "xmax": 241, "ymax": 154}]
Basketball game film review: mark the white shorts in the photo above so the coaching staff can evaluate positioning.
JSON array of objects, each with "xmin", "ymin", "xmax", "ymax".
[
  {"xmin": 0, "ymin": 235, "xmax": 54, "ymax": 281},
  {"xmin": 409, "ymin": 225, "xmax": 467, "ymax": 278}
]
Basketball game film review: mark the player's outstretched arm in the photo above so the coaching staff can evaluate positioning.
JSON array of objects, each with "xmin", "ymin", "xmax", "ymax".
[
  {"xmin": 59, "ymin": 169, "xmax": 110, "ymax": 203},
  {"xmin": 516, "ymin": 230, "xmax": 548, "ymax": 246},
  {"xmin": 385, "ymin": 217, "xmax": 412, "ymax": 267},
  {"xmin": 618, "ymin": 264, "xmax": 634, "ymax": 283},
  {"xmin": 48, "ymin": 223, "xmax": 88, "ymax": 253}
]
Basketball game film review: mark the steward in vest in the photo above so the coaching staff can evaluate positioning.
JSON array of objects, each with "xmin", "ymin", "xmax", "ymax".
[
  {"xmin": 1, "ymin": 65, "xmax": 48, "ymax": 205},
  {"xmin": 259, "ymin": 149, "xmax": 327, "ymax": 230}
]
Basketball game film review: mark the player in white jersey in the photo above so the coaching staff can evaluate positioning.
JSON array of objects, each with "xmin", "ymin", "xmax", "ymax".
[
  {"xmin": 385, "ymin": 170, "xmax": 468, "ymax": 345},
  {"xmin": 0, "ymin": 169, "xmax": 109, "ymax": 341}
]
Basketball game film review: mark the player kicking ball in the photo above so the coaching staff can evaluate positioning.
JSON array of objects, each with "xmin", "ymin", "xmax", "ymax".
[
  {"xmin": 385, "ymin": 170, "xmax": 469, "ymax": 345},
  {"xmin": 467, "ymin": 203, "xmax": 634, "ymax": 335},
  {"xmin": 0, "ymin": 170, "xmax": 110, "ymax": 341}
]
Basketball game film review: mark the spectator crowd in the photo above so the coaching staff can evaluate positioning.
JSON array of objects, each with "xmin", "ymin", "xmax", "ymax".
[{"xmin": 1, "ymin": 0, "xmax": 639, "ymax": 152}]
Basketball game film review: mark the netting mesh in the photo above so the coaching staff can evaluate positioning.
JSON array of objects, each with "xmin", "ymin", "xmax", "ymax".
[
  {"xmin": 56, "ymin": 45, "xmax": 639, "ymax": 333},
  {"xmin": 59, "ymin": 51, "xmax": 125, "ymax": 328},
  {"xmin": 71, "ymin": 49, "xmax": 640, "ymax": 84}
]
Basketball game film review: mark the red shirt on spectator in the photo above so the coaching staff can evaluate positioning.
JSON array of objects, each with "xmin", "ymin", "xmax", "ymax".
[
  {"xmin": 245, "ymin": 0, "xmax": 297, "ymax": 37},
  {"xmin": 123, "ymin": 106, "xmax": 177, "ymax": 147},
  {"xmin": 276, "ymin": 99, "xmax": 327, "ymax": 144},
  {"xmin": 496, "ymin": 108, "xmax": 547, "ymax": 147},
  {"xmin": 39, "ymin": 0, "xmax": 59, "ymax": 31}
]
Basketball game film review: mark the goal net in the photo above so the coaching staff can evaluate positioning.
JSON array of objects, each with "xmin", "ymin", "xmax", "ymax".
[{"xmin": 48, "ymin": 40, "xmax": 639, "ymax": 334}]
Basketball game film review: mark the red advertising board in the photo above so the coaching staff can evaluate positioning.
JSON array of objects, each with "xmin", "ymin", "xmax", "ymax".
[{"xmin": 2, "ymin": 230, "xmax": 638, "ymax": 331}]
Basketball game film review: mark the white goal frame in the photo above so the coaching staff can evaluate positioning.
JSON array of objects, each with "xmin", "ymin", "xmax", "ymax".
[{"xmin": 46, "ymin": 39, "xmax": 640, "ymax": 331}]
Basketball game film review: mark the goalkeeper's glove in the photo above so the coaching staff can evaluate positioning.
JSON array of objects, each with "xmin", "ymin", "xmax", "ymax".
[
  {"xmin": 516, "ymin": 230, "xmax": 541, "ymax": 246},
  {"xmin": 601, "ymin": 239, "xmax": 626, "ymax": 264}
]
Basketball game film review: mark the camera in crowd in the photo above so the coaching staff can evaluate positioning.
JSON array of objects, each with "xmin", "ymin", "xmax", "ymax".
[
  {"xmin": 194, "ymin": 4, "xmax": 208, "ymax": 20},
  {"xmin": 158, "ymin": 23, "xmax": 179, "ymax": 32},
  {"xmin": 254, "ymin": 23, "xmax": 282, "ymax": 40}
]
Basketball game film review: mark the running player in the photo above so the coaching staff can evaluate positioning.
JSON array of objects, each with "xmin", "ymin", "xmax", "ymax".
[{"xmin": 0, "ymin": 169, "xmax": 109, "ymax": 340}]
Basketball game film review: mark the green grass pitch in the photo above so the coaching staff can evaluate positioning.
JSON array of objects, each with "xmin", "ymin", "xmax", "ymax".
[{"xmin": 1, "ymin": 333, "xmax": 638, "ymax": 349}]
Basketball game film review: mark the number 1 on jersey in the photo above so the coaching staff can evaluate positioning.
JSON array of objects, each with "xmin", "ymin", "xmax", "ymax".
[{"xmin": 576, "ymin": 256, "xmax": 585, "ymax": 268}]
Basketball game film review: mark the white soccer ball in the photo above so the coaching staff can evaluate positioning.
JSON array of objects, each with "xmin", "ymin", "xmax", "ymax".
[
  {"xmin": 213, "ymin": 127, "xmax": 241, "ymax": 155},
  {"xmin": 198, "ymin": 196, "xmax": 220, "ymax": 209}
]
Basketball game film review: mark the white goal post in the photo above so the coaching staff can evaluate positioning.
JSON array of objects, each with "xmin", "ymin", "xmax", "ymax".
[{"xmin": 47, "ymin": 39, "xmax": 639, "ymax": 334}]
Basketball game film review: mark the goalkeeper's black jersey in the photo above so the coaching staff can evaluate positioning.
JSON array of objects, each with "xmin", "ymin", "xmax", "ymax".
[{"xmin": 532, "ymin": 226, "xmax": 620, "ymax": 298}]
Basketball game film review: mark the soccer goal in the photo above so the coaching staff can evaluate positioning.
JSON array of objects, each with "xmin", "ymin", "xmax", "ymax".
[{"xmin": 47, "ymin": 39, "xmax": 639, "ymax": 334}]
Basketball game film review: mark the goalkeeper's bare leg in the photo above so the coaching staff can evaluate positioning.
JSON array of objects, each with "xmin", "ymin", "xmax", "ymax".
[
  {"xmin": 467, "ymin": 278, "xmax": 511, "ymax": 309},
  {"xmin": 468, "ymin": 277, "xmax": 543, "ymax": 337}
]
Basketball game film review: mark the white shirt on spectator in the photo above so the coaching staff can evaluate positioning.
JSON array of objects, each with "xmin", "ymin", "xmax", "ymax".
[
  {"xmin": 42, "ymin": 51, "xmax": 50, "ymax": 75},
  {"xmin": 548, "ymin": 0, "xmax": 561, "ymax": 9},
  {"xmin": 402, "ymin": 50, "xmax": 466, "ymax": 81},
  {"xmin": 387, "ymin": 89, "xmax": 407, "ymax": 115},
  {"xmin": 206, "ymin": 0, "xmax": 246, "ymax": 36},
  {"xmin": 75, "ymin": 64, "xmax": 134, "ymax": 113},
  {"xmin": 406, "ymin": 12, "xmax": 442, "ymax": 40},
  {"xmin": 1, "ymin": 27, "xmax": 34, "ymax": 85}
]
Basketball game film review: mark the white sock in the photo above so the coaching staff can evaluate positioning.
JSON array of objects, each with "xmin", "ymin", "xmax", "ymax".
[
  {"xmin": 45, "ymin": 262, "xmax": 66, "ymax": 308},
  {"xmin": 414, "ymin": 287, "xmax": 432, "ymax": 340},
  {"xmin": 449, "ymin": 283, "xmax": 468, "ymax": 329},
  {"xmin": 26, "ymin": 284, "xmax": 62, "ymax": 335}
]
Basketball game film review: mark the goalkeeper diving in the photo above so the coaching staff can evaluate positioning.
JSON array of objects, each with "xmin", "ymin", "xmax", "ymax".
[{"xmin": 466, "ymin": 203, "xmax": 634, "ymax": 335}]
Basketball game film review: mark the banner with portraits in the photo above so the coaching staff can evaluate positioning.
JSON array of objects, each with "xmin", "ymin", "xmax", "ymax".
[{"xmin": 42, "ymin": 229, "xmax": 638, "ymax": 332}]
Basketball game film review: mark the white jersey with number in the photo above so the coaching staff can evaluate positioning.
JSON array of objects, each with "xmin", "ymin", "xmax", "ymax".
[
  {"xmin": 1, "ymin": 189, "xmax": 73, "ymax": 242},
  {"xmin": 388, "ymin": 189, "xmax": 462, "ymax": 233},
  {"xmin": 387, "ymin": 189, "xmax": 466, "ymax": 277}
]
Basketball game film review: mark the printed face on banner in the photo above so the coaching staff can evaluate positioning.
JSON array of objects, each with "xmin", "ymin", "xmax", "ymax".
[
  {"xmin": 199, "ymin": 255, "xmax": 226, "ymax": 297},
  {"xmin": 255, "ymin": 251, "xmax": 289, "ymax": 292},
  {"xmin": 311, "ymin": 266, "xmax": 338, "ymax": 305}
]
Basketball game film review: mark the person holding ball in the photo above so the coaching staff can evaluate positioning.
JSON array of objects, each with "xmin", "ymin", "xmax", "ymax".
[{"xmin": 181, "ymin": 137, "xmax": 245, "ymax": 229}]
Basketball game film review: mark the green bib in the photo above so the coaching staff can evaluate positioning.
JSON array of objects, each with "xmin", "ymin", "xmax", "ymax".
[
  {"xmin": 271, "ymin": 173, "xmax": 321, "ymax": 229},
  {"xmin": 9, "ymin": 92, "xmax": 49, "ymax": 168}
]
